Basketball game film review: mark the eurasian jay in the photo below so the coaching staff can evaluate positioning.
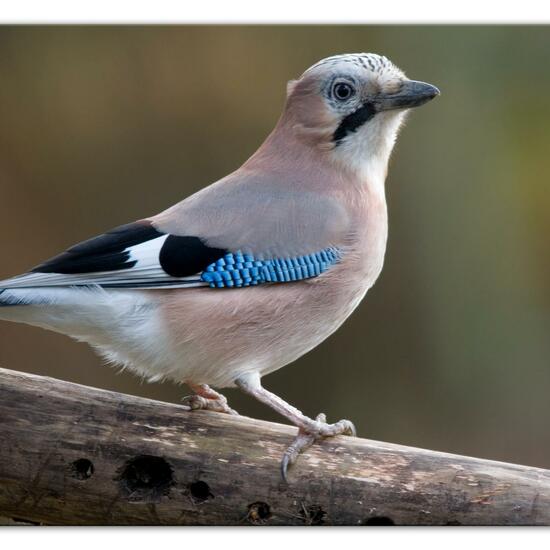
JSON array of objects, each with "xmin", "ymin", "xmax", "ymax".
[{"xmin": 0, "ymin": 53, "xmax": 439, "ymax": 479}]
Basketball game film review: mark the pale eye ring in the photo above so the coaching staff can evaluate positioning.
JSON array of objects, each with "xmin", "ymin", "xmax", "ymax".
[{"xmin": 332, "ymin": 81, "xmax": 355, "ymax": 101}]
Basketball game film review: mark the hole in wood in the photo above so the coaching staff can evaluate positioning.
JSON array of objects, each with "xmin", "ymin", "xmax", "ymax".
[
  {"xmin": 189, "ymin": 480, "xmax": 213, "ymax": 502},
  {"xmin": 300, "ymin": 504, "xmax": 326, "ymax": 525},
  {"xmin": 247, "ymin": 502, "xmax": 271, "ymax": 525},
  {"xmin": 71, "ymin": 458, "xmax": 94, "ymax": 480},
  {"xmin": 365, "ymin": 516, "xmax": 395, "ymax": 525},
  {"xmin": 118, "ymin": 455, "xmax": 174, "ymax": 501}
]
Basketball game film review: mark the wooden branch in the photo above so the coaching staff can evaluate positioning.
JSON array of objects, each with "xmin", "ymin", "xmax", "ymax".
[{"xmin": 0, "ymin": 367, "xmax": 548, "ymax": 525}]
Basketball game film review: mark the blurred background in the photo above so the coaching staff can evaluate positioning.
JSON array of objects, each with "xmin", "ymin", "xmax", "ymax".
[{"xmin": 0, "ymin": 25, "xmax": 549, "ymax": 469}]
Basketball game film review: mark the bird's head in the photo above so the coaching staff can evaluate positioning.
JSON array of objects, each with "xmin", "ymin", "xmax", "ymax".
[{"xmin": 282, "ymin": 53, "xmax": 439, "ymax": 178}]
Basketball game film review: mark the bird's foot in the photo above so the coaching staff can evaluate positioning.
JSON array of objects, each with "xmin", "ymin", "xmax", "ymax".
[
  {"xmin": 181, "ymin": 383, "xmax": 239, "ymax": 415},
  {"xmin": 181, "ymin": 394, "xmax": 238, "ymax": 414},
  {"xmin": 281, "ymin": 413, "xmax": 356, "ymax": 482}
]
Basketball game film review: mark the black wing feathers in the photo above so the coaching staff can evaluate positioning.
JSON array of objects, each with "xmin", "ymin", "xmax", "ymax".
[
  {"xmin": 32, "ymin": 220, "xmax": 163, "ymax": 274},
  {"xmin": 29, "ymin": 219, "xmax": 229, "ymax": 283}
]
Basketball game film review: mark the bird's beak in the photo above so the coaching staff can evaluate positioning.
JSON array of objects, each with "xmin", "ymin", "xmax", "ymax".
[{"xmin": 375, "ymin": 80, "xmax": 440, "ymax": 111}]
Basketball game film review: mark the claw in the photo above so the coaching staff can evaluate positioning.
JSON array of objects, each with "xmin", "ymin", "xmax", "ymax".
[
  {"xmin": 282, "ymin": 413, "xmax": 355, "ymax": 482},
  {"xmin": 339, "ymin": 420, "xmax": 356, "ymax": 437},
  {"xmin": 281, "ymin": 453, "xmax": 290, "ymax": 482},
  {"xmin": 281, "ymin": 429, "xmax": 317, "ymax": 482}
]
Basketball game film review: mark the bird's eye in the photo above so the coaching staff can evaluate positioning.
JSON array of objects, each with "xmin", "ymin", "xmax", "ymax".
[{"xmin": 332, "ymin": 82, "xmax": 355, "ymax": 101}]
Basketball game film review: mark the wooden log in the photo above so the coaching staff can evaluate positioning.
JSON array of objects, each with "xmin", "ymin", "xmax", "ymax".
[{"xmin": 0, "ymin": 367, "xmax": 548, "ymax": 526}]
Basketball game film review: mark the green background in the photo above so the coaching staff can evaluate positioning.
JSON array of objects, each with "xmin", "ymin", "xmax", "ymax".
[{"xmin": 1, "ymin": 26, "xmax": 549, "ymax": 468}]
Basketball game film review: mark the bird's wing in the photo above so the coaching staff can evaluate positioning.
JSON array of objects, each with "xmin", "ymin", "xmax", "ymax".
[
  {"xmin": 0, "ymin": 181, "xmax": 350, "ymax": 291},
  {"xmin": 0, "ymin": 220, "xmax": 214, "ymax": 289}
]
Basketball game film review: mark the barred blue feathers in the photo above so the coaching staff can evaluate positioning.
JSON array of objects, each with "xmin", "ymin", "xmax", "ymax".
[{"xmin": 200, "ymin": 248, "xmax": 341, "ymax": 288}]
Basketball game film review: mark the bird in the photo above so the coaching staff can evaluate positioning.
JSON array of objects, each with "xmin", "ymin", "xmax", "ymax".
[{"xmin": 0, "ymin": 53, "xmax": 439, "ymax": 480}]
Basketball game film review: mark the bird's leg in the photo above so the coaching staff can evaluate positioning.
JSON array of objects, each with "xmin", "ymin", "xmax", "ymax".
[
  {"xmin": 181, "ymin": 383, "xmax": 238, "ymax": 415},
  {"xmin": 235, "ymin": 373, "xmax": 355, "ymax": 481}
]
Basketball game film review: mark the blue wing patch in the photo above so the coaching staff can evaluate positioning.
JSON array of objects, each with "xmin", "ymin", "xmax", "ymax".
[{"xmin": 200, "ymin": 247, "xmax": 341, "ymax": 288}]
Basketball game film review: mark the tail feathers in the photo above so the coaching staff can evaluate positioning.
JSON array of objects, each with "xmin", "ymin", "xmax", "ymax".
[
  {"xmin": 0, "ymin": 286, "xmax": 101, "ymax": 307},
  {"xmin": 0, "ymin": 289, "xmax": 33, "ymax": 307},
  {"xmin": 0, "ymin": 287, "xmax": 81, "ymax": 307}
]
